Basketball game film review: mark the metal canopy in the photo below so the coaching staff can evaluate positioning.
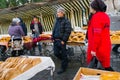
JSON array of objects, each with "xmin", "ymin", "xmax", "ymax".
[{"xmin": 0, "ymin": 0, "xmax": 89, "ymax": 23}]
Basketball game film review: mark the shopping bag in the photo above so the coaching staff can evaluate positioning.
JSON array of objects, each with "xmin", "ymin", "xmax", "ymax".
[{"xmin": 88, "ymin": 56, "xmax": 103, "ymax": 69}]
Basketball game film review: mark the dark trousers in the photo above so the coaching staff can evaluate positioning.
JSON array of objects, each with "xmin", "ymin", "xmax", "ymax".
[
  {"xmin": 53, "ymin": 40, "xmax": 68, "ymax": 70},
  {"xmin": 12, "ymin": 50, "xmax": 23, "ymax": 57},
  {"xmin": 88, "ymin": 57, "xmax": 114, "ymax": 71}
]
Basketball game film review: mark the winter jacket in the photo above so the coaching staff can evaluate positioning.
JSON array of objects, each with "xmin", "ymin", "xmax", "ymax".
[
  {"xmin": 30, "ymin": 21, "xmax": 43, "ymax": 34},
  {"xmin": 8, "ymin": 25, "xmax": 25, "ymax": 38},
  {"xmin": 87, "ymin": 12, "xmax": 111, "ymax": 68},
  {"xmin": 52, "ymin": 17, "xmax": 72, "ymax": 43}
]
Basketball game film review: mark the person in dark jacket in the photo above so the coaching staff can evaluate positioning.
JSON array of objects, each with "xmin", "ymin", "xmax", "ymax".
[
  {"xmin": 18, "ymin": 17, "xmax": 27, "ymax": 36},
  {"xmin": 30, "ymin": 16, "xmax": 43, "ymax": 37},
  {"xmin": 30, "ymin": 16, "xmax": 43, "ymax": 54},
  {"xmin": 52, "ymin": 7, "xmax": 72, "ymax": 74}
]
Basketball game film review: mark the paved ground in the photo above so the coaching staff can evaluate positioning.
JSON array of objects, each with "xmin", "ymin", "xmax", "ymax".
[{"xmin": 29, "ymin": 50, "xmax": 120, "ymax": 80}]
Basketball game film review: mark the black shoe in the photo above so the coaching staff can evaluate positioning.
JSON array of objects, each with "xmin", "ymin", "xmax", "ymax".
[
  {"xmin": 105, "ymin": 67, "xmax": 114, "ymax": 71},
  {"xmin": 57, "ymin": 69, "xmax": 65, "ymax": 74}
]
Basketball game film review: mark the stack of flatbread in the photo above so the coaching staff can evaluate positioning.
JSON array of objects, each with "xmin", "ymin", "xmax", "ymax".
[
  {"xmin": 0, "ymin": 57, "xmax": 41, "ymax": 80},
  {"xmin": 68, "ymin": 31, "xmax": 85, "ymax": 43}
]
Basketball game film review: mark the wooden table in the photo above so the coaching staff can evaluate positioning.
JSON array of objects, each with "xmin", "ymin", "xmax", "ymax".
[{"xmin": 67, "ymin": 42, "xmax": 85, "ymax": 46}]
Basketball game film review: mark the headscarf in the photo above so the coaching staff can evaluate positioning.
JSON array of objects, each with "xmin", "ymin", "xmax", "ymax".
[
  {"xmin": 12, "ymin": 18, "xmax": 20, "ymax": 23},
  {"xmin": 11, "ymin": 18, "xmax": 20, "ymax": 26},
  {"xmin": 91, "ymin": 0, "xmax": 107, "ymax": 12}
]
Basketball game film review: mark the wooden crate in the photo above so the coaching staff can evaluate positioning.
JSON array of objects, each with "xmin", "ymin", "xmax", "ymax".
[{"xmin": 73, "ymin": 67, "xmax": 120, "ymax": 80}]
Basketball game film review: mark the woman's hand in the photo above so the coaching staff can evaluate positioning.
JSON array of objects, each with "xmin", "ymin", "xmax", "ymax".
[{"xmin": 91, "ymin": 51, "xmax": 96, "ymax": 56}]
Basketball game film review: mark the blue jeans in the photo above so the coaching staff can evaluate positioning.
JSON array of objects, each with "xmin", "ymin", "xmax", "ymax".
[{"xmin": 33, "ymin": 34, "xmax": 41, "ymax": 52}]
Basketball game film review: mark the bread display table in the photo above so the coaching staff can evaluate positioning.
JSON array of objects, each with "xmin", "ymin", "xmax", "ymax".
[
  {"xmin": 67, "ymin": 41, "xmax": 86, "ymax": 57},
  {"xmin": 73, "ymin": 67, "xmax": 120, "ymax": 80},
  {"xmin": 0, "ymin": 42, "xmax": 8, "ymax": 48},
  {"xmin": 38, "ymin": 39, "xmax": 86, "ymax": 64},
  {"xmin": 110, "ymin": 30, "xmax": 120, "ymax": 44},
  {"xmin": 67, "ymin": 42, "xmax": 85, "ymax": 46},
  {"xmin": 13, "ymin": 56, "xmax": 55, "ymax": 80}
]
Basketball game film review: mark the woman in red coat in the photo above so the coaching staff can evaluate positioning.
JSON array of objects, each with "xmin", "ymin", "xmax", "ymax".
[{"xmin": 87, "ymin": 0, "xmax": 114, "ymax": 71}]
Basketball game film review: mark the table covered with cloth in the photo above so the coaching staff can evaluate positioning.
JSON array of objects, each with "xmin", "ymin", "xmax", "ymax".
[{"xmin": 13, "ymin": 56, "xmax": 55, "ymax": 80}]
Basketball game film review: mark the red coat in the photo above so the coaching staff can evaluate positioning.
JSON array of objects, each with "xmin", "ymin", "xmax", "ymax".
[{"xmin": 87, "ymin": 12, "xmax": 111, "ymax": 68}]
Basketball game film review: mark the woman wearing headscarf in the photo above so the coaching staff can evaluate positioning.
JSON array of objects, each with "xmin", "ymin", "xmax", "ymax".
[
  {"xmin": 8, "ymin": 18, "xmax": 25, "ymax": 38},
  {"xmin": 8, "ymin": 18, "xmax": 25, "ymax": 56},
  {"xmin": 87, "ymin": 0, "xmax": 114, "ymax": 71}
]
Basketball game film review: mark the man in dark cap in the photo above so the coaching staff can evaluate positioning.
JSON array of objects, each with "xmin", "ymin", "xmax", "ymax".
[
  {"xmin": 52, "ymin": 7, "xmax": 72, "ymax": 74},
  {"xmin": 87, "ymin": 0, "xmax": 114, "ymax": 71}
]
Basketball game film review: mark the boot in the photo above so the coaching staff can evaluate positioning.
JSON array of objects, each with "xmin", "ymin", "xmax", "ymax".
[
  {"xmin": 105, "ymin": 67, "xmax": 114, "ymax": 71},
  {"xmin": 57, "ymin": 68, "xmax": 66, "ymax": 74}
]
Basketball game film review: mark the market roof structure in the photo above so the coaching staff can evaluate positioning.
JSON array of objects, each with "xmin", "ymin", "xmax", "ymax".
[{"xmin": 0, "ymin": 0, "xmax": 89, "ymax": 23}]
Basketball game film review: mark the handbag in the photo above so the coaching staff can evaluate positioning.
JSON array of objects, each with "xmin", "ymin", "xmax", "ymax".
[{"xmin": 88, "ymin": 56, "xmax": 103, "ymax": 69}]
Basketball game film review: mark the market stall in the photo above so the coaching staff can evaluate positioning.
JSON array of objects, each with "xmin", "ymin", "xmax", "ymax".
[
  {"xmin": 0, "ymin": 36, "xmax": 33, "ymax": 48},
  {"xmin": 13, "ymin": 56, "xmax": 55, "ymax": 80},
  {"xmin": 32, "ymin": 31, "xmax": 87, "ymax": 64}
]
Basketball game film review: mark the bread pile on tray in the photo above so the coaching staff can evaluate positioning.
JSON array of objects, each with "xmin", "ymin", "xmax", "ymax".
[
  {"xmin": 110, "ymin": 34, "xmax": 120, "ymax": 40},
  {"xmin": 0, "ymin": 37, "xmax": 10, "ymax": 43},
  {"xmin": 23, "ymin": 36, "xmax": 32, "ymax": 43},
  {"xmin": 40, "ymin": 34, "xmax": 51, "ymax": 38},
  {"xmin": 68, "ymin": 31, "xmax": 85, "ymax": 43},
  {"xmin": 110, "ymin": 30, "xmax": 120, "ymax": 44},
  {"xmin": 0, "ymin": 36, "xmax": 32, "ymax": 45},
  {"xmin": 0, "ymin": 57, "xmax": 41, "ymax": 80}
]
